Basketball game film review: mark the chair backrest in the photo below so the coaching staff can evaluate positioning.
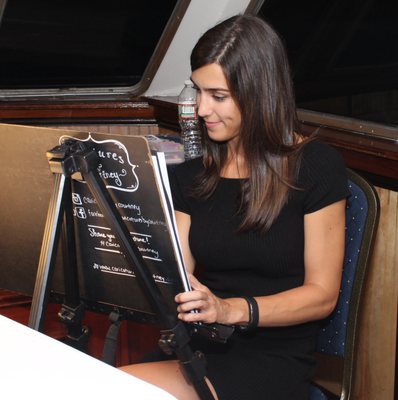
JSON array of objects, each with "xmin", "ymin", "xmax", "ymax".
[{"xmin": 310, "ymin": 169, "xmax": 380, "ymax": 400}]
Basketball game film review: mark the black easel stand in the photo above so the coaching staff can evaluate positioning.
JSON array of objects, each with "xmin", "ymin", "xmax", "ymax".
[
  {"xmin": 28, "ymin": 139, "xmax": 216, "ymax": 400},
  {"xmin": 28, "ymin": 168, "xmax": 89, "ymax": 352}
]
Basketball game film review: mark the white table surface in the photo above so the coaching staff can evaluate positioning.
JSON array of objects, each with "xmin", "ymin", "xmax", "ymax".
[{"xmin": 0, "ymin": 314, "xmax": 176, "ymax": 399}]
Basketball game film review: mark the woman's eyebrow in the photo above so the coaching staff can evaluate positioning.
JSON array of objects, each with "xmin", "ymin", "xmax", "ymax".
[
  {"xmin": 192, "ymin": 85, "xmax": 230, "ymax": 93},
  {"xmin": 190, "ymin": 78, "xmax": 230, "ymax": 93},
  {"xmin": 204, "ymin": 87, "xmax": 230, "ymax": 93}
]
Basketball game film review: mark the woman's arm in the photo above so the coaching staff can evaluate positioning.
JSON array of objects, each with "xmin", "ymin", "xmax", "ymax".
[
  {"xmin": 175, "ymin": 199, "xmax": 346, "ymax": 327},
  {"xmin": 256, "ymin": 198, "xmax": 346, "ymax": 326},
  {"xmin": 175, "ymin": 210, "xmax": 196, "ymax": 274}
]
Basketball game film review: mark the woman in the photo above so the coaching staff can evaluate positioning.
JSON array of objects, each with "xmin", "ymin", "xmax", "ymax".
[{"xmin": 121, "ymin": 15, "xmax": 350, "ymax": 399}]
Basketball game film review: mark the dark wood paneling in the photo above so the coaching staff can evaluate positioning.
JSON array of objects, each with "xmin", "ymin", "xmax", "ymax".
[
  {"xmin": 147, "ymin": 96, "xmax": 179, "ymax": 130},
  {"xmin": 3, "ymin": 96, "xmax": 396, "ymax": 190},
  {"xmin": 0, "ymin": 100, "xmax": 155, "ymax": 123},
  {"xmin": 300, "ymin": 122, "xmax": 398, "ymax": 190}
]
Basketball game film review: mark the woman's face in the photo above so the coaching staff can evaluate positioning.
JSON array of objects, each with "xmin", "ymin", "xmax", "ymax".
[{"xmin": 191, "ymin": 63, "xmax": 242, "ymax": 147}]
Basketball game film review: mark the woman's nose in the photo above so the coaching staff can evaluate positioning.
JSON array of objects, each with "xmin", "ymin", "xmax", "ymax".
[{"xmin": 197, "ymin": 96, "xmax": 211, "ymax": 118}]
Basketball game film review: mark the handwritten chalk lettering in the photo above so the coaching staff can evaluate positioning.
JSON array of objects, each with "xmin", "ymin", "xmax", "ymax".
[
  {"xmin": 138, "ymin": 246, "xmax": 160, "ymax": 260},
  {"xmin": 88, "ymin": 224, "xmax": 110, "ymax": 231},
  {"xmin": 122, "ymin": 215, "xmax": 166, "ymax": 228},
  {"xmin": 95, "ymin": 242, "xmax": 161, "ymax": 261},
  {"xmin": 132, "ymin": 235, "xmax": 150, "ymax": 245},
  {"xmin": 88, "ymin": 227, "xmax": 106, "ymax": 238},
  {"xmin": 83, "ymin": 196, "xmax": 97, "ymax": 204},
  {"xmin": 97, "ymin": 163, "xmax": 127, "ymax": 188},
  {"xmin": 111, "ymin": 266, "xmax": 134, "ymax": 275},
  {"xmin": 106, "ymin": 233, "xmax": 116, "ymax": 241},
  {"xmin": 117, "ymin": 202, "xmax": 142, "ymax": 216},
  {"xmin": 87, "ymin": 209, "xmax": 104, "ymax": 218},
  {"xmin": 93, "ymin": 262, "xmax": 111, "ymax": 272},
  {"xmin": 90, "ymin": 229, "xmax": 119, "ymax": 248},
  {"xmin": 92, "ymin": 265, "xmax": 173, "ymax": 285},
  {"xmin": 153, "ymin": 274, "xmax": 174, "ymax": 285},
  {"xmin": 97, "ymin": 150, "xmax": 125, "ymax": 165},
  {"xmin": 93, "ymin": 262, "xmax": 135, "ymax": 277},
  {"xmin": 59, "ymin": 134, "xmax": 140, "ymax": 193},
  {"xmin": 106, "ymin": 241, "xmax": 120, "ymax": 249},
  {"xmin": 94, "ymin": 247, "xmax": 120, "ymax": 254}
]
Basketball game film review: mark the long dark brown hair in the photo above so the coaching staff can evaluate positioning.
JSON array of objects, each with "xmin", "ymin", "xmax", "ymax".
[{"xmin": 191, "ymin": 15, "xmax": 304, "ymax": 233}]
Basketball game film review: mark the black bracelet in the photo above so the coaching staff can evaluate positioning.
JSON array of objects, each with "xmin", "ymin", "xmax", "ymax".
[{"xmin": 238, "ymin": 296, "xmax": 259, "ymax": 333}]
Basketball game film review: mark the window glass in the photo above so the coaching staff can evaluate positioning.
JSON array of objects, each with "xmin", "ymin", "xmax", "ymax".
[
  {"xmin": 0, "ymin": 0, "xmax": 178, "ymax": 90},
  {"xmin": 259, "ymin": 0, "xmax": 398, "ymax": 127}
]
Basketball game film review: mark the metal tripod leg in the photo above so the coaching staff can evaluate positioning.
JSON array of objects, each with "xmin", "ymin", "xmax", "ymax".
[
  {"xmin": 29, "ymin": 173, "xmax": 67, "ymax": 331},
  {"xmin": 28, "ymin": 171, "xmax": 89, "ymax": 351}
]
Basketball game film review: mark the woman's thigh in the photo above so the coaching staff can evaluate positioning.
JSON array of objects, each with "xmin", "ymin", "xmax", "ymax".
[{"xmin": 119, "ymin": 360, "xmax": 218, "ymax": 400}]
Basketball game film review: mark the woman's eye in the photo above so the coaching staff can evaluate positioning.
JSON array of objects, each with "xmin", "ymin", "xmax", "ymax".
[{"xmin": 213, "ymin": 95, "xmax": 226, "ymax": 102}]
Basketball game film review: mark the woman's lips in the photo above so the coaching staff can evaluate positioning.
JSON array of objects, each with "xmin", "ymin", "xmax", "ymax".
[{"xmin": 205, "ymin": 121, "xmax": 220, "ymax": 130}]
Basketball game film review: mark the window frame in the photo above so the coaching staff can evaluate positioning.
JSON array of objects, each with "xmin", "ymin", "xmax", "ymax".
[{"xmin": 0, "ymin": 0, "xmax": 190, "ymax": 102}]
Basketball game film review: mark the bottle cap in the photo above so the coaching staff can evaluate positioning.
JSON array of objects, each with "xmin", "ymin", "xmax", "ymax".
[{"xmin": 184, "ymin": 79, "xmax": 193, "ymax": 86}]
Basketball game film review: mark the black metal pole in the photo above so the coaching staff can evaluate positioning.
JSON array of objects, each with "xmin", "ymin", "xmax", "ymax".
[{"xmin": 58, "ymin": 176, "xmax": 89, "ymax": 351}]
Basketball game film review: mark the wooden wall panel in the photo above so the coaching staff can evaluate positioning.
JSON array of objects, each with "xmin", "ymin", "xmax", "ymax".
[
  {"xmin": 40, "ymin": 123, "xmax": 176, "ymax": 136},
  {"xmin": 353, "ymin": 187, "xmax": 398, "ymax": 399}
]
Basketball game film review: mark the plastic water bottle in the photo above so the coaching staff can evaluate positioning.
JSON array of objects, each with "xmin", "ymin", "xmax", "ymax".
[{"xmin": 178, "ymin": 80, "xmax": 203, "ymax": 160}]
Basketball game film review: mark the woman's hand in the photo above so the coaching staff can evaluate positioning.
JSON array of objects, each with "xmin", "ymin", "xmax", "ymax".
[{"xmin": 175, "ymin": 274, "xmax": 231, "ymax": 324}]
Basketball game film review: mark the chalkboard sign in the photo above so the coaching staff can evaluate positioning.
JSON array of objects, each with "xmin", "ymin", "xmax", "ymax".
[
  {"xmin": 0, "ymin": 124, "xmax": 187, "ymax": 322},
  {"xmin": 59, "ymin": 131, "xmax": 187, "ymax": 317}
]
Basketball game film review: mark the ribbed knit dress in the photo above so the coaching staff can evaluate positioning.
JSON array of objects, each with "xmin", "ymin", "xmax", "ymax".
[{"xmin": 169, "ymin": 140, "xmax": 350, "ymax": 400}]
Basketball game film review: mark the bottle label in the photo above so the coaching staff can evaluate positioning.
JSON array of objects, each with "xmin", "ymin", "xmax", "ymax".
[{"xmin": 178, "ymin": 103, "xmax": 197, "ymax": 119}]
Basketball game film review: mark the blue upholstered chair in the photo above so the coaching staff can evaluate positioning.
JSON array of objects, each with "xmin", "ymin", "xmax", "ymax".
[{"xmin": 309, "ymin": 169, "xmax": 380, "ymax": 400}]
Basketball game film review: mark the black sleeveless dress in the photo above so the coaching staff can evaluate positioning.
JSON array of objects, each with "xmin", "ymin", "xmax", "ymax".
[{"xmin": 168, "ymin": 140, "xmax": 350, "ymax": 400}]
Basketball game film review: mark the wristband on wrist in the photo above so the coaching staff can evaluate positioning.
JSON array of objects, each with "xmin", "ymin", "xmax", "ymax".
[{"xmin": 238, "ymin": 296, "xmax": 259, "ymax": 333}]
